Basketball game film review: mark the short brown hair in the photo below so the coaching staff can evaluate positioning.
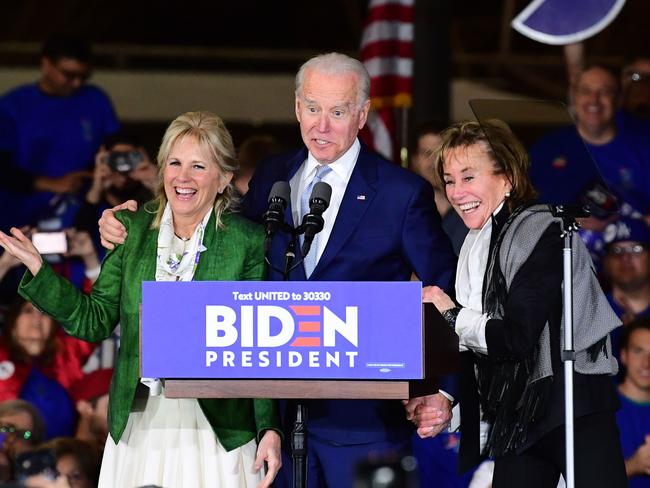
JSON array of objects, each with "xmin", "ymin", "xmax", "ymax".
[
  {"xmin": 433, "ymin": 120, "xmax": 537, "ymax": 210},
  {"xmin": 621, "ymin": 317, "xmax": 650, "ymax": 351}
]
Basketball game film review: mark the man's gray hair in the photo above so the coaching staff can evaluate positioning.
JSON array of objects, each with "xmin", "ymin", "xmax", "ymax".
[{"xmin": 295, "ymin": 52, "xmax": 370, "ymax": 109}]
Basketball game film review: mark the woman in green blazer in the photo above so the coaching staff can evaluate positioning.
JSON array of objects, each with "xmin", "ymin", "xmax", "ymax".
[{"xmin": 0, "ymin": 111, "xmax": 281, "ymax": 488}]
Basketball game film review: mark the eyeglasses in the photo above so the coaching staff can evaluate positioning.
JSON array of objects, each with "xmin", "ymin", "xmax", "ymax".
[
  {"xmin": 0, "ymin": 424, "xmax": 33, "ymax": 441},
  {"xmin": 53, "ymin": 63, "xmax": 91, "ymax": 83},
  {"xmin": 610, "ymin": 244, "xmax": 646, "ymax": 256}
]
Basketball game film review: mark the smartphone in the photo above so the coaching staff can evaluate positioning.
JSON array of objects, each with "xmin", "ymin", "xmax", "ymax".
[{"xmin": 32, "ymin": 231, "xmax": 67, "ymax": 254}]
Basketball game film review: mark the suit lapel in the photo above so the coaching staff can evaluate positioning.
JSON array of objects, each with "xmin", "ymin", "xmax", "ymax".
[
  {"xmin": 138, "ymin": 221, "xmax": 159, "ymax": 282},
  {"xmin": 194, "ymin": 211, "xmax": 226, "ymax": 281},
  {"xmin": 310, "ymin": 146, "xmax": 378, "ymax": 279}
]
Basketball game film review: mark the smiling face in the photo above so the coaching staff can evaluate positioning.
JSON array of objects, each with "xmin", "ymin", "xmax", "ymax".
[
  {"xmin": 442, "ymin": 143, "xmax": 512, "ymax": 230},
  {"xmin": 295, "ymin": 68, "xmax": 370, "ymax": 165},
  {"xmin": 162, "ymin": 135, "xmax": 232, "ymax": 234},
  {"xmin": 12, "ymin": 302, "xmax": 53, "ymax": 357},
  {"xmin": 573, "ymin": 67, "xmax": 618, "ymax": 142}
]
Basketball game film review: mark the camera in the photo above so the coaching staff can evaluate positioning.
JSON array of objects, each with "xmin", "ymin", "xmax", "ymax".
[{"xmin": 107, "ymin": 150, "xmax": 143, "ymax": 173}]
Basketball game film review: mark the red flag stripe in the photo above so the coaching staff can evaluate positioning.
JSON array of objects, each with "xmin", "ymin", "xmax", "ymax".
[
  {"xmin": 364, "ymin": 3, "xmax": 414, "ymax": 24},
  {"xmin": 370, "ymin": 76, "xmax": 412, "ymax": 98},
  {"xmin": 360, "ymin": 0, "xmax": 413, "ymax": 162}
]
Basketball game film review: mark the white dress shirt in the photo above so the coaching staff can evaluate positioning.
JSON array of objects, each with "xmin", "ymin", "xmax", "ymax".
[
  {"xmin": 454, "ymin": 202, "xmax": 506, "ymax": 354},
  {"xmin": 290, "ymin": 138, "xmax": 360, "ymax": 264}
]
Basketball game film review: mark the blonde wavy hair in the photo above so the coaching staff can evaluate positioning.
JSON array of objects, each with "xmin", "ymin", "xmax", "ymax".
[{"xmin": 149, "ymin": 111, "xmax": 239, "ymax": 229}]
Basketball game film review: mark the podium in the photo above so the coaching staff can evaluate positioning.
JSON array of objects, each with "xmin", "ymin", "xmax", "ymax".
[
  {"xmin": 162, "ymin": 303, "xmax": 457, "ymax": 400},
  {"xmin": 142, "ymin": 282, "xmax": 458, "ymax": 488}
]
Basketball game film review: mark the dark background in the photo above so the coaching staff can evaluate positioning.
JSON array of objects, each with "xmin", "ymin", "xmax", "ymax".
[{"xmin": 1, "ymin": 0, "xmax": 646, "ymax": 152}]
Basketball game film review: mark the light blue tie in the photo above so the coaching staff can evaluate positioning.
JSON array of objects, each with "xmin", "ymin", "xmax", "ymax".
[{"xmin": 301, "ymin": 165, "xmax": 332, "ymax": 277}]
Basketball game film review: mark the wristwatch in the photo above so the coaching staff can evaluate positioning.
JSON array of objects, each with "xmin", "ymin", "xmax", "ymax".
[{"xmin": 441, "ymin": 306, "xmax": 461, "ymax": 328}]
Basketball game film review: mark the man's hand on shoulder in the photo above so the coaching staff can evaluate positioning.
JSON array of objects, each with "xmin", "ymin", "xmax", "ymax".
[{"xmin": 99, "ymin": 200, "xmax": 138, "ymax": 250}]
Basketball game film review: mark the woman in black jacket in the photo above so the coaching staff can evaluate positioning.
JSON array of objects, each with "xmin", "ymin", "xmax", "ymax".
[{"xmin": 409, "ymin": 120, "xmax": 626, "ymax": 487}]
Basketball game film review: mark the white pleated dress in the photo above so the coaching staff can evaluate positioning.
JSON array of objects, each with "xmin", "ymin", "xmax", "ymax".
[
  {"xmin": 98, "ymin": 396, "xmax": 261, "ymax": 487},
  {"xmin": 98, "ymin": 206, "xmax": 263, "ymax": 487}
]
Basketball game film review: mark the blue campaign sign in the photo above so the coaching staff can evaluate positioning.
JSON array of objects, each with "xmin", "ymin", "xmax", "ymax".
[
  {"xmin": 512, "ymin": 0, "xmax": 626, "ymax": 45},
  {"xmin": 141, "ymin": 281, "xmax": 423, "ymax": 380}
]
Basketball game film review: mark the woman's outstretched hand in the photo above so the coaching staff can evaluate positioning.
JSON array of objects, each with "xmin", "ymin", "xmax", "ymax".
[{"xmin": 0, "ymin": 227, "xmax": 43, "ymax": 276}]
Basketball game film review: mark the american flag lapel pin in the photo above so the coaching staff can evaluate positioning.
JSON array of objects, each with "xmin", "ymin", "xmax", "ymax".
[{"xmin": 356, "ymin": 195, "xmax": 366, "ymax": 201}]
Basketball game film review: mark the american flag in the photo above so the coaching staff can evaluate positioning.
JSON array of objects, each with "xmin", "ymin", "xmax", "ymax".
[{"xmin": 360, "ymin": 0, "xmax": 414, "ymax": 163}]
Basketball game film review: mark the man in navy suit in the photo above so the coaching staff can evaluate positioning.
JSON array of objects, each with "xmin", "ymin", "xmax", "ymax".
[
  {"xmin": 244, "ymin": 53, "xmax": 457, "ymax": 487},
  {"xmin": 97, "ymin": 52, "xmax": 456, "ymax": 487}
]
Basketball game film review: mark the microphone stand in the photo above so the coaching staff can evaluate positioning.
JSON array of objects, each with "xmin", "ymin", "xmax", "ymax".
[
  {"xmin": 288, "ymin": 224, "xmax": 309, "ymax": 488},
  {"xmin": 550, "ymin": 204, "xmax": 588, "ymax": 488},
  {"xmin": 266, "ymin": 182, "xmax": 329, "ymax": 488},
  {"xmin": 265, "ymin": 222, "xmax": 310, "ymax": 488}
]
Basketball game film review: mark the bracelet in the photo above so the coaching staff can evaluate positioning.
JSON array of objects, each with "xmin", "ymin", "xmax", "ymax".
[{"xmin": 441, "ymin": 307, "xmax": 461, "ymax": 328}]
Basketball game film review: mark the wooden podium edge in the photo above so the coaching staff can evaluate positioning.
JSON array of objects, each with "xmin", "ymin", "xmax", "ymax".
[{"xmin": 164, "ymin": 379, "xmax": 413, "ymax": 399}]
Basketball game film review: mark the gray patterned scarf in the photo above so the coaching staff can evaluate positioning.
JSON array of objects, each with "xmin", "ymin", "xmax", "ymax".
[{"xmin": 478, "ymin": 204, "xmax": 620, "ymax": 456}]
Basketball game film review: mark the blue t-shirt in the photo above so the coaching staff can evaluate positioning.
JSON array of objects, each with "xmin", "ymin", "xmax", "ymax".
[
  {"xmin": 529, "ymin": 118, "xmax": 650, "ymax": 268},
  {"xmin": 616, "ymin": 393, "xmax": 650, "ymax": 487},
  {"xmin": 0, "ymin": 83, "xmax": 119, "ymax": 231},
  {"xmin": 529, "ymin": 115, "xmax": 650, "ymax": 217}
]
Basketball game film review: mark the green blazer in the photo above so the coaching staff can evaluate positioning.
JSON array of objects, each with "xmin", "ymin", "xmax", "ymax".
[{"xmin": 19, "ymin": 205, "xmax": 280, "ymax": 451}]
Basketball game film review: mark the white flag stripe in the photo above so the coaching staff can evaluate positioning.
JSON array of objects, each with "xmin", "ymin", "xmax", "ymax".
[
  {"xmin": 368, "ymin": 0, "xmax": 413, "ymax": 8},
  {"xmin": 364, "ymin": 57, "xmax": 413, "ymax": 78},
  {"xmin": 366, "ymin": 111, "xmax": 393, "ymax": 160},
  {"xmin": 361, "ymin": 21, "xmax": 413, "ymax": 47}
]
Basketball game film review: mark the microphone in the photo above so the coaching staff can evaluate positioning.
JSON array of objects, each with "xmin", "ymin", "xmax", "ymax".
[
  {"xmin": 301, "ymin": 181, "xmax": 332, "ymax": 257},
  {"xmin": 263, "ymin": 181, "xmax": 291, "ymax": 253}
]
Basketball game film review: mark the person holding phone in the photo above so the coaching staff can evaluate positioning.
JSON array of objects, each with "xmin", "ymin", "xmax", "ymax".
[
  {"xmin": 75, "ymin": 133, "xmax": 156, "ymax": 235},
  {"xmin": 0, "ymin": 111, "xmax": 282, "ymax": 488}
]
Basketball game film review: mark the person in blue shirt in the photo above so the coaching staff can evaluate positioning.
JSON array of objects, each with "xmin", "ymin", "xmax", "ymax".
[
  {"xmin": 601, "ymin": 218, "xmax": 650, "ymax": 371},
  {"xmin": 0, "ymin": 35, "xmax": 119, "ymax": 233},
  {"xmin": 529, "ymin": 65, "xmax": 650, "ymax": 272},
  {"xmin": 617, "ymin": 318, "xmax": 650, "ymax": 487}
]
